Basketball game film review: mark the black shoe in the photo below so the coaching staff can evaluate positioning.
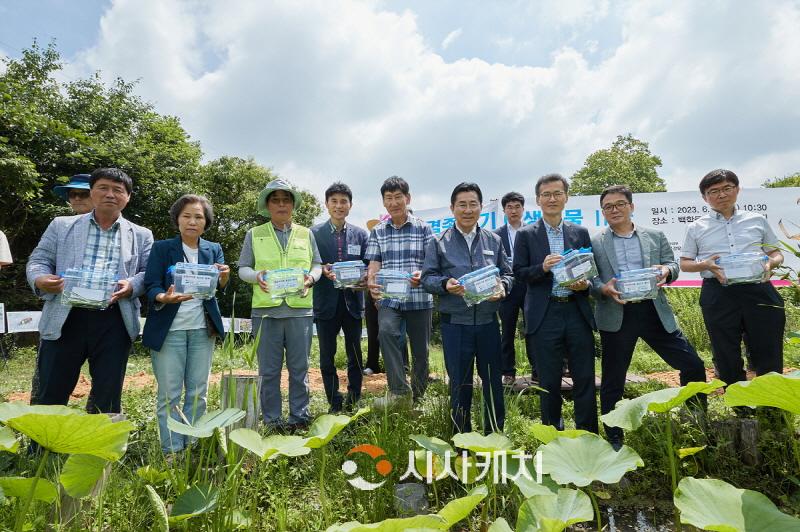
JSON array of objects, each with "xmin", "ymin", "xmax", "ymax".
[{"xmin": 286, "ymin": 421, "xmax": 309, "ymax": 434}]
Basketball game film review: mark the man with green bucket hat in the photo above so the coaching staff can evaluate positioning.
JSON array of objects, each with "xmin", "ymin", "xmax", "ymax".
[{"xmin": 238, "ymin": 179, "xmax": 323, "ymax": 431}]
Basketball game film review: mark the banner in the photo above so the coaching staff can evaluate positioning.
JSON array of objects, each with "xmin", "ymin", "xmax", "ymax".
[{"xmin": 414, "ymin": 188, "xmax": 800, "ymax": 285}]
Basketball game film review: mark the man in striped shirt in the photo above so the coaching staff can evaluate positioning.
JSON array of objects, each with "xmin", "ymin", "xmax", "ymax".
[{"xmin": 366, "ymin": 177, "xmax": 434, "ymax": 405}]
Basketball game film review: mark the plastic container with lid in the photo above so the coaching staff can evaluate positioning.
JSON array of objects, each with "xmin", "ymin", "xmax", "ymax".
[
  {"xmin": 172, "ymin": 262, "xmax": 220, "ymax": 300},
  {"xmin": 458, "ymin": 265, "xmax": 501, "ymax": 307},
  {"xmin": 331, "ymin": 260, "xmax": 366, "ymax": 289},
  {"xmin": 264, "ymin": 268, "xmax": 307, "ymax": 299},
  {"xmin": 60, "ymin": 268, "xmax": 118, "ymax": 309},
  {"xmin": 551, "ymin": 248, "xmax": 598, "ymax": 287},
  {"xmin": 375, "ymin": 269, "xmax": 412, "ymax": 301},
  {"xmin": 617, "ymin": 267, "xmax": 661, "ymax": 302},
  {"xmin": 716, "ymin": 253, "xmax": 768, "ymax": 285}
]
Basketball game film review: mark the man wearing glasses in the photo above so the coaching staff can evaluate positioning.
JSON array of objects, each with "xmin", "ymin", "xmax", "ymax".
[
  {"xmin": 680, "ymin": 169, "xmax": 784, "ymax": 388},
  {"xmin": 592, "ymin": 185, "xmax": 706, "ymax": 449},
  {"xmin": 513, "ymin": 174, "xmax": 597, "ymax": 433},
  {"xmin": 54, "ymin": 174, "xmax": 94, "ymax": 215}
]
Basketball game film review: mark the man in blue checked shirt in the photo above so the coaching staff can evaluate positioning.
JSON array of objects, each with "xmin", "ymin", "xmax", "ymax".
[{"xmin": 366, "ymin": 176, "xmax": 434, "ymax": 406}]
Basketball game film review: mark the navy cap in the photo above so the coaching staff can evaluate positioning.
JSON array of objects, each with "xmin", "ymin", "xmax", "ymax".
[{"xmin": 53, "ymin": 174, "xmax": 91, "ymax": 201}]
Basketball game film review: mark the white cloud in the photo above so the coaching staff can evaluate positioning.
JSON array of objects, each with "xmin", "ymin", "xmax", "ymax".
[
  {"xmin": 441, "ymin": 28, "xmax": 462, "ymax": 50},
  {"xmin": 65, "ymin": 0, "xmax": 800, "ymax": 226}
]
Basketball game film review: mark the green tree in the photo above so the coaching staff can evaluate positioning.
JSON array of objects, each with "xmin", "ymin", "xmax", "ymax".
[
  {"xmin": 570, "ymin": 134, "xmax": 665, "ymax": 195},
  {"xmin": 763, "ymin": 172, "xmax": 800, "ymax": 188}
]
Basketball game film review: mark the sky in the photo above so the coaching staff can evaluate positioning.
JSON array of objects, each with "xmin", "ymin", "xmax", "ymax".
[{"xmin": 2, "ymin": 0, "xmax": 800, "ymax": 225}]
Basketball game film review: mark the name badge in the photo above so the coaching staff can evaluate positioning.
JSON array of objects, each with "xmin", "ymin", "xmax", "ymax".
[
  {"xmin": 348, "ymin": 244, "xmax": 362, "ymax": 256},
  {"xmin": 483, "ymin": 249, "xmax": 494, "ymax": 256}
]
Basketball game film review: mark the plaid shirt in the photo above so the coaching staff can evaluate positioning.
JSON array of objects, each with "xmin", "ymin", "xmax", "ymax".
[
  {"xmin": 365, "ymin": 215, "xmax": 433, "ymax": 310},
  {"xmin": 544, "ymin": 219, "xmax": 572, "ymax": 297},
  {"xmin": 81, "ymin": 212, "xmax": 121, "ymax": 285}
]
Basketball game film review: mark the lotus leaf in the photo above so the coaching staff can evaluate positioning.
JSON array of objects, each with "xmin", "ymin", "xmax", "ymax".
[
  {"xmin": 677, "ymin": 446, "xmax": 706, "ymax": 459},
  {"xmin": 0, "ymin": 426, "xmax": 19, "ymax": 454},
  {"xmin": 0, "ymin": 402, "xmax": 77, "ymax": 422},
  {"xmin": 414, "ymin": 449, "xmax": 446, "ymax": 479},
  {"xmin": 170, "ymin": 483, "xmax": 219, "ymax": 523},
  {"xmin": 60, "ymin": 454, "xmax": 107, "ymax": 498},
  {"xmin": 488, "ymin": 518, "xmax": 513, "ymax": 532},
  {"xmin": 410, "ymin": 434, "xmax": 454, "ymax": 456},
  {"xmin": 516, "ymin": 488, "xmax": 593, "ymax": 532},
  {"xmin": 437, "ymin": 485, "xmax": 488, "ymax": 527},
  {"xmin": 540, "ymin": 434, "xmax": 643, "ymax": 486},
  {"xmin": 723, "ymin": 372, "xmax": 800, "ymax": 415},
  {"xmin": 166, "ymin": 408, "xmax": 245, "ymax": 438},
  {"xmin": 5, "ymin": 412, "xmax": 133, "ymax": 460},
  {"xmin": 452, "ymin": 432, "xmax": 515, "ymax": 453},
  {"xmin": 0, "ymin": 476, "xmax": 57, "ymax": 503},
  {"xmin": 674, "ymin": 477, "xmax": 800, "ymax": 531},
  {"xmin": 229, "ymin": 429, "xmax": 310, "ymax": 460},
  {"xmin": 601, "ymin": 380, "xmax": 724, "ymax": 431},
  {"xmin": 528, "ymin": 424, "xmax": 589, "ymax": 444}
]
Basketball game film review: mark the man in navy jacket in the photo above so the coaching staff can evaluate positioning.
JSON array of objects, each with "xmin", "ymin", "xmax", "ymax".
[
  {"xmin": 312, "ymin": 182, "xmax": 369, "ymax": 412},
  {"xmin": 512, "ymin": 174, "xmax": 598, "ymax": 433}
]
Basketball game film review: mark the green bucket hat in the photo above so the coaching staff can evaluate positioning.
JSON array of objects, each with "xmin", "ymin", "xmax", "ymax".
[{"xmin": 257, "ymin": 179, "xmax": 303, "ymax": 219}]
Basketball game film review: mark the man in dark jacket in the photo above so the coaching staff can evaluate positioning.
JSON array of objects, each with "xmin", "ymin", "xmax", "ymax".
[
  {"xmin": 422, "ymin": 182, "xmax": 513, "ymax": 434},
  {"xmin": 312, "ymin": 182, "xmax": 369, "ymax": 412}
]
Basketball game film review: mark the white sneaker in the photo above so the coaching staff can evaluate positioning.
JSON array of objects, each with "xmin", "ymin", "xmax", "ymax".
[{"xmin": 362, "ymin": 368, "xmax": 375, "ymax": 376}]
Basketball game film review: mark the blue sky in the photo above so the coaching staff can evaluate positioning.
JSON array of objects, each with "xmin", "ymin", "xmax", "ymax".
[{"xmin": 2, "ymin": 0, "xmax": 800, "ymax": 223}]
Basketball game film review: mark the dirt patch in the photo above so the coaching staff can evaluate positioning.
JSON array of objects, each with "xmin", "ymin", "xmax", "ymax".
[
  {"xmin": 645, "ymin": 367, "xmax": 797, "ymax": 388},
  {"xmin": 6, "ymin": 368, "xmax": 390, "ymax": 403}
]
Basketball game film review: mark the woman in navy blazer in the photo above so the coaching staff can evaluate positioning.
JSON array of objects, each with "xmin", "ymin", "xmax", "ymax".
[{"xmin": 142, "ymin": 194, "xmax": 229, "ymax": 455}]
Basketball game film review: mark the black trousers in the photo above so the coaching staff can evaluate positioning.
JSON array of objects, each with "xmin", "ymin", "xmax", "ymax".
[
  {"xmin": 36, "ymin": 305, "xmax": 132, "ymax": 413},
  {"xmin": 600, "ymin": 300, "xmax": 706, "ymax": 441},
  {"xmin": 530, "ymin": 299, "xmax": 598, "ymax": 433},
  {"xmin": 498, "ymin": 282, "xmax": 536, "ymax": 377},
  {"xmin": 700, "ymin": 279, "xmax": 784, "ymax": 385},
  {"xmin": 316, "ymin": 294, "xmax": 364, "ymax": 408}
]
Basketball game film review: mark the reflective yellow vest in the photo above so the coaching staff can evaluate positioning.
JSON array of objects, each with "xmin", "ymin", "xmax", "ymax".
[{"xmin": 251, "ymin": 222, "xmax": 313, "ymax": 309}]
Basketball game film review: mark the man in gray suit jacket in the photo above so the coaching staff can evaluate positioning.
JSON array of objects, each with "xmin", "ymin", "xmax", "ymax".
[
  {"xmin": 26, "ymin": 168, "xmax": 153, "ymax": 413},
  {"xmin": 591, "ymin": 185, "xmax": 705, "ymax": 449}
]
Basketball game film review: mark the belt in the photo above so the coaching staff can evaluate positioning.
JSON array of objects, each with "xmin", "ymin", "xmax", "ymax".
[{"xmin": 548, "ymin": 294, "xmax": 575, "ymax": 303}]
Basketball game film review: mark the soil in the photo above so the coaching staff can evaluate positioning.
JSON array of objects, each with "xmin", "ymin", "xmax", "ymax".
[{"xmin": 645, "ymin": 366, "xmax": 797, "ymax": 387}]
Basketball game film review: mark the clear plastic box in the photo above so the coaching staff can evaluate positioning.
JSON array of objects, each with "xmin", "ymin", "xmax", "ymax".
[
  {"xmin": 716, "ymin": 253, "xmax": 768, "ymax": 285},
  {"xmin": 60, "ymin": 268, "xmax": 117, "ymax": 309},
  {"xmin": 617, "ymin": 267, "xmax": 660, "ymax": 302},
  {"xmin": 265, "ymin": 268, "xmax": 306, "ymax": 299},
  {"xmin": 375, "ymin": 269, "xmax": 411, "ymax": 301},
  {"xmin": 458, "ymin": 265, "xmax": 501, "ymax": 307},
  {"xmin": 331, "ymin": 260, "xmax": 366, "ymax": 289},
  {"xmin": 173, "ymin": 262, "xmax": 219, "ymax": 300},
  {"xmin": 552, "ymin": 248, "xmax": 598, "ymax": 287}
]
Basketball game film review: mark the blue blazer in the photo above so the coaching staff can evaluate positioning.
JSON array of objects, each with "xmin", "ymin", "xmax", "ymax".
[
  {"xmin": 142, "ymin": 236, "xmax": 226, "ymax": 351},
  {"xmin": 311, "ymin": 221, "xmax": 369, "ymax": 320},
  {"xmin": 512, "ymin": 219, "xmax": 596, "ymax": 335}
]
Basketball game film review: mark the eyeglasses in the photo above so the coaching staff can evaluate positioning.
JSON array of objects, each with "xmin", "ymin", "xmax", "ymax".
[
  {"xmin": 705, "ymin": 185, "xmax": 737, "ymax": 198},
  {"xmin": 68, "ymin": 190, "xmax": 90, "ymax": 199},
  {"xmin": 601, "ymin": 201, "xmax": 631, "ymax": 212},
  {"xmin": 538, "ymin": 191, "xmax": 565, "ymax": 200}
]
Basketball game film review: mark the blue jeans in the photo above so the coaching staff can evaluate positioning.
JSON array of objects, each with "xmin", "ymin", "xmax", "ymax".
[{"xmin": 151, "ymin": 328, "xmax": 214, "ymax": 453}]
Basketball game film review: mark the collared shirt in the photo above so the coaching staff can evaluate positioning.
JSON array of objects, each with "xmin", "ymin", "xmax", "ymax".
[
  {"xmin": 544, "ymin": 218, "xmax": 572, "ymax": 297},
  {"xmin": 365, "ymin": 215, "xmax": 434, "ymax": 310},
  {"xmin": 81, "ymin": 211, "xmax": 121, "ymax": 276},
  {"xmin": 456, "ymin": 224, "xmax": 478, "ymax": 249},
  {"xmin": 681, "ymin": 209, "xmax": 779, "ymax": 278},
  {"xmin": 329, "ymin": 220, "xmax": 347, "ymax": 262},
  {"xmin": 611, "ymin": 225, "xmax": 644, "ymax": 273},
  {"xmin": 506, "ymin": 223, "xmax": 521, "ymax": 264}
]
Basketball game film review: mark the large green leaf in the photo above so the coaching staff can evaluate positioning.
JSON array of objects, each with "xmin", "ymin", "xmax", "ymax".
[
  {"xmin": 325, "ymin": 515, "xmax": 446, "ymax": 531},
  {"xmin": 601, "ymin": 380, "xmax": 724, "ymax": 431},
  {"xmin": 166, "ymin": 408, "xmax": 246, "ymax": 438},
  {"xmin": 0, "ymin": 402, "xmax": 78, "ymax": 423},
  {"xmin": 304, "ymin": 408, "xmax": 369, "ymax": 449},
  {"xmin": 60, "ymin": 454, "xmax": 108, "ymax": 498},
  {"xmin": 674, "ymin": 477, "xmax": 800, "ymax": 531},
  {"xmin": 0, "ymin": 476, "xmax": 57, "ymax": 503},
  {"xmin": 488, "ymin": 518, "xmax": 514, "ymax": 532},
  {"xmin": 723, "ymin": 372, "xmax": 800, "ymax": 415},
  {"xmin": 229, "ymin": 429, "xmax": 310, "ymax": 460},
  {"xmin": 136, "ymin": 465, "xmax": 170, "ymax": 485},
  {"xmin": 145, "ymin": 485, "xmax": 169, "ymax": 532},
  {"xmin": 415, "ymin": 449, "xmax": 447, "ymax": 480},
  {"xmin": 504, "ymin": 452, "xmax": 559, "ymax": 498},
  {"xmin": 0, "ymin": 426, "xmax": 19, "ymax": 453},
  {"xmin": 169, "ymin": 484, "xmax": 219, "ymax": 523},
  {"xmin": 452, "ymin": 432, "xmax": 515, "ymax": 453},
  {"xmin": 437, "ymin": 485, "xmax": 487, "ymax": 526},
  {"xmin": 410, "ymin": 434, "xmax": 454, "ymax": 457},
  {"xmin": 5, "ymin": 413, "xmax": 134, "ymax": 460},
  {"xmin": 516, "ymin": 488, "xmax": 594, "ymax": 532},
  {"xmin": 528, "ymin": 424, "xmax": 590, "ymax": 444},
  {"xmin": 540, "ymin": 434, "xmax": 643, "ymax": 486}
]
